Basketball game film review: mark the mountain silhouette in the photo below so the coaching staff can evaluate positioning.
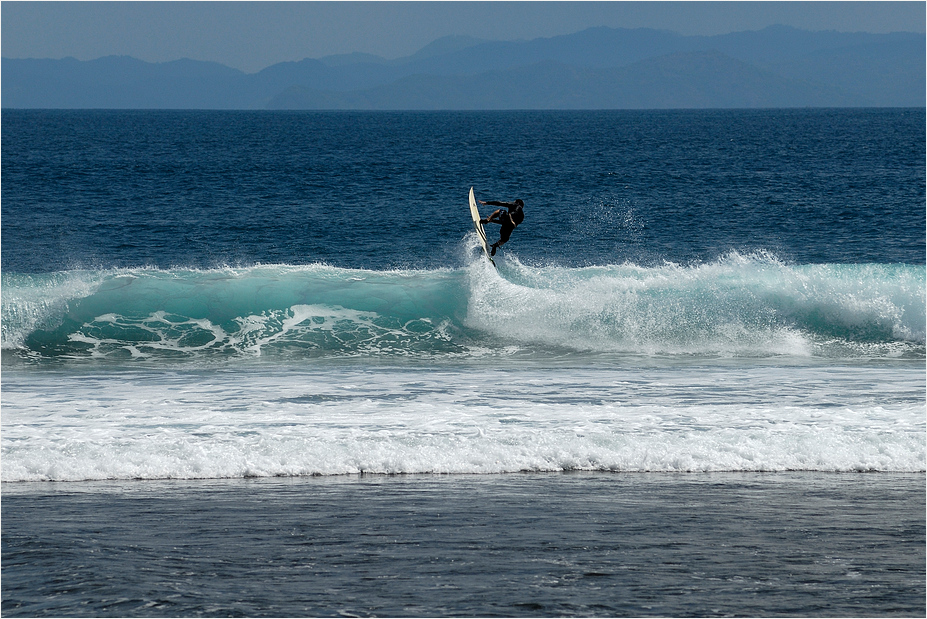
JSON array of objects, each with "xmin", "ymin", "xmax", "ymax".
[{"xmin": 3, "ymin": 26, "xmax": 923, "ymax": 109}]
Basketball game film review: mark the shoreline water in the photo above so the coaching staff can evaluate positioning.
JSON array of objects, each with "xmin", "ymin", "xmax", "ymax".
[{"xmin": 3, "ymin": 472, "xmax": 925, "ymax": 617}]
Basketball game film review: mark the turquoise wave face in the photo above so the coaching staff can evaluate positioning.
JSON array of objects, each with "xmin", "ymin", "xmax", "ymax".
[
  {"xmin": 3, "ymin": 255, "xmax": 925, "ymax": 363},
  {"xmin": 2, "ymin": 264, "xmax": 471, "ymax": 361}
]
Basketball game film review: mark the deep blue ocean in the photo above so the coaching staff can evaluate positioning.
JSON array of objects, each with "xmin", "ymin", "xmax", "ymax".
[{"xmin": 2, "ymin": 109, "xmax": 925, "ymax": 617}]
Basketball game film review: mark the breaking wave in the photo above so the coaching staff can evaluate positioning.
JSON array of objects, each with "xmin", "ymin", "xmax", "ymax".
[{"xmin": 3, "ymin": 252, "xmax": 924, "ymax": 363}]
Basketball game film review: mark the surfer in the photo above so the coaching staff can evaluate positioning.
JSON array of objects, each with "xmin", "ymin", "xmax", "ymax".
[{"xmin": 479, "ymin": 198, "xmax": 524, "ymax": 255}]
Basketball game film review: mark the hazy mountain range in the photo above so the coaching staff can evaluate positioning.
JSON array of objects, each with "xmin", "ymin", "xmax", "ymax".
[{"xmin": 3, "ymin": 25, "xmax": 923, "ymax": 109}]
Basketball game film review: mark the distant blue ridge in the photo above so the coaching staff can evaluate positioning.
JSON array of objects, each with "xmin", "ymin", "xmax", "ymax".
[{"xmin": 3, "ymin": 26, "xmax": 923, "ymax": 109}]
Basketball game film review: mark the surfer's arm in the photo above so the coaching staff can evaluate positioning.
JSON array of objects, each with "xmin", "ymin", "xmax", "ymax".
[{"xmin": 480, "ymin": 200, "xmax": 518, "ymax": 208}]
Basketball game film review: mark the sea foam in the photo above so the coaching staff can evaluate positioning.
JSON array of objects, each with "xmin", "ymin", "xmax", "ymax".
[{"xmin": 2, "ymin": 364, "xmax": 923, "ymax": 482}]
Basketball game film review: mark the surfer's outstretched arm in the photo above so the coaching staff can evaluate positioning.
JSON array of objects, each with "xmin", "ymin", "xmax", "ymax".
[{"xmin": 480, "ymin": 199, "xmax": 519, "ymax": 208}]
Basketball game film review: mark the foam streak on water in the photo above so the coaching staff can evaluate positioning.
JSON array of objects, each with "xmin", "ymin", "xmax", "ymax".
[{"xmin": 2, "ymin": 363, "xmax": 923, "ymax": 482}]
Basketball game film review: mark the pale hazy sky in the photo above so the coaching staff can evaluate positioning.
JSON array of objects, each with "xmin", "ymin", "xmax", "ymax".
[{"xmin": 3, "ymin": 1, "xmax": 924, "ymax": 73}]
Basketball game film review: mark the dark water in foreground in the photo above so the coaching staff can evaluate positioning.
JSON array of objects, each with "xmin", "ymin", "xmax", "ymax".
[{"xmin": 3, "ymin": 474, "xmax": 925, "ymax": 617}]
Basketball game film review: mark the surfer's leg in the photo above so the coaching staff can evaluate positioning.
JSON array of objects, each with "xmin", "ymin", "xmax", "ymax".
[
  {"xmin": 491, "ymin": 222, "xmax": 515, "ymax": 255},
  {"xmin": 481, "ymin": 209, "xmax": 503, "ymax": 225}
]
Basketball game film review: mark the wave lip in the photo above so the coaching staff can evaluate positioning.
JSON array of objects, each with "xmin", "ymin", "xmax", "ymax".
[{"xmin": 1, "ymin": 270, "xmax": 103, "ymax": 350}]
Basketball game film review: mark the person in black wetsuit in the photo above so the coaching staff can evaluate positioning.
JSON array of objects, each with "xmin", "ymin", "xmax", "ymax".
[{"xmin": 478, "ymin": 198, "xmax": 524, "ymax": 256}]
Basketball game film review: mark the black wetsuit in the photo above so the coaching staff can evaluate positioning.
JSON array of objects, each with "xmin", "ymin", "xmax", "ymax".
[{"xmin": 482, "ymin": 200, "xmax": 524, "ymax": 246}]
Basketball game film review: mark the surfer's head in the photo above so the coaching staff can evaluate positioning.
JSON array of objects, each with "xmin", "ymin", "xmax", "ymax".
[{"xmin": 514, "ymin": 199, "xmax": 524, "ymax": 207}]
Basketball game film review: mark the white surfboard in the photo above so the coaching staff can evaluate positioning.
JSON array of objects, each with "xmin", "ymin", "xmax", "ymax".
[{"xmin": 469, "ymin": 187, "xmax": 496, "ymax": 266}]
